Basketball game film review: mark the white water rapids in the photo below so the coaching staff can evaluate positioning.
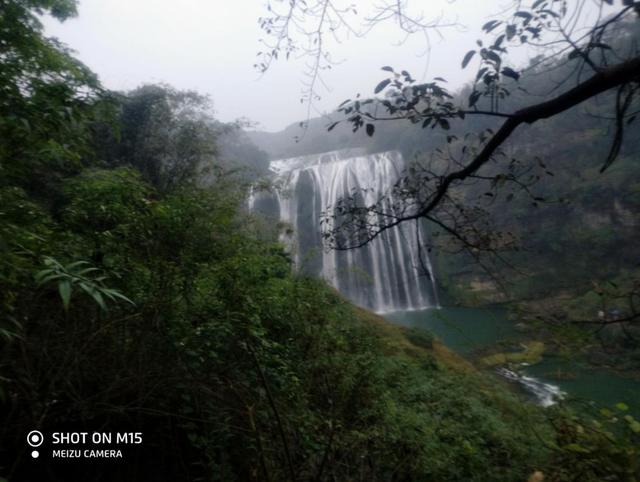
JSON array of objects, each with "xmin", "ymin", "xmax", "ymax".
[{"xmin": 496, "ymin": 367, "xmax": 565, "ymax": 407}]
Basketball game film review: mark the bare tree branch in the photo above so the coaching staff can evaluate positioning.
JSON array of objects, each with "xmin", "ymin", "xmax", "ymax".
[{"xmin": 328, "ymin": 55, "xmax": 640, "ymax": 250}]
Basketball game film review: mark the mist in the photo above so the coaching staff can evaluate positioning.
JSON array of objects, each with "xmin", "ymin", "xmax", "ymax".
[{"xmin": 43, "ymin": 0, "xmax": 539, "ymax": 131}]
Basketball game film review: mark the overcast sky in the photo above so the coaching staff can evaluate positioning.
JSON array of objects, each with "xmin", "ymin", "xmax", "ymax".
[{"xmin": 42, "ymin": 0, "xmax": 603, "ymax": 132}]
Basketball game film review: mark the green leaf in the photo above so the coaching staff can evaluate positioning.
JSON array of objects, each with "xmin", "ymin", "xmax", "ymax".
[
  {"xmin": 461, "ymin": 50, "xmax": 476, "ymax": 69},
  {"xmin": 485, "ymin": 50, "xmax": 501, "ymax": 65},
  {"xmin": 468, "ymin": 90, "xmax": 481, "ymax": 108},
  {"xmin": 482, "ymin": 20, "xmax": 501, "ymax": 33},
  {"xmin": 36, "ymin": 272, "xmax": 62, "ymax": 284},
  {"xmin": 501, "ymin": 67, "xmax": 520, "ymax": 81},
  {"xmin": 366, "ymin": 124, "xmax": 375, "ymax": 137},
  {"xmin": 514, "ymin": 11, "xmax": 533, "ymax": 21},
  {"xmin": 78, "ymin": 282, "xmax": 93, "ymax": 295},
  {"xmin": 374, "ymin": 79, "xmax": 391, "ymax": 94},
  {"xmin": 59, "ymin": 280, "xmax": 72, "ymax": 311},
  {"xmin": 66, "ymin": 260, "xmax": 90, "ymax": 271},
  {"xmin": 615, "ymin": 402, "xmax": 629, "ymax": 411},
  {"xmin": 104, "ymin": 289, "xmax": 135, "ymax": 306},
  {"xmin": 92, "ymin": 291, "xmax": 106, "ymax": 311},
  {"xmin": 563, "ymin": 443, "xmax": 589, "ymax": 453}
]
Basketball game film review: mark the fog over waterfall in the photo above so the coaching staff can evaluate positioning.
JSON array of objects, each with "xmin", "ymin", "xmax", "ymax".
[{"xmin": 250, "ymin": 149, "xmax": 439, "ymax": 313}]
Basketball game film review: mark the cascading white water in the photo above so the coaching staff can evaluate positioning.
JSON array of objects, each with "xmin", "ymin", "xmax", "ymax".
[
  {"xmin": 496, "ymin": 367, "xmax": 565, "ymax": 407},
  {"xmin": 250, "ymin": 148, "xmax": 439, "ymax": 313}
]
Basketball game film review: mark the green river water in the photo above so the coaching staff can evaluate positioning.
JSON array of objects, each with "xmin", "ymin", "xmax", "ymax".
[{"xmin": 385, "ymin": 307, "xmax": 640, "ymax": 415}]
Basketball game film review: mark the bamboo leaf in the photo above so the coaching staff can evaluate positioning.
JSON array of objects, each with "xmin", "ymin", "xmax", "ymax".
[{"xmin": 59, "ymin": 280, "xmax": 72, "ymax": 311}]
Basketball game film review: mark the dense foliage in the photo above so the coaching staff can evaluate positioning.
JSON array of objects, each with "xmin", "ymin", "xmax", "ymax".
[
  {"xmin": 1, "ymin": 1, "xmax": 639, "ymax": 481},
  {"xmin": 0, "ymin": 134, "xmax": 553, "ymax": 480}
]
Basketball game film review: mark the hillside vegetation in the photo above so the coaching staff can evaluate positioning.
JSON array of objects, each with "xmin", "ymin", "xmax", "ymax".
[{"xmin": 1, "ymin": 2, "xmax": 639, "ymax": 481}]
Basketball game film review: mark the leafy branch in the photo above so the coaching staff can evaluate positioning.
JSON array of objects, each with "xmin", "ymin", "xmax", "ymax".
[{"xmin": 34, "ymin": 256, "xmax": 134, "ymax": 311}]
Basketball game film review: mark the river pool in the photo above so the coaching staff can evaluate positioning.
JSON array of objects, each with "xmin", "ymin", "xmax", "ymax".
[{"xmin": 385, "ymin": 307, "xmax": 640, "ymax": 415}]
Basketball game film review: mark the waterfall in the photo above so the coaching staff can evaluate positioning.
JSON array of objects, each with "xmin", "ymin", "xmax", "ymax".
[{"xmin": 250, "ymin": 148, "xmax": 439, "ymax": 313}]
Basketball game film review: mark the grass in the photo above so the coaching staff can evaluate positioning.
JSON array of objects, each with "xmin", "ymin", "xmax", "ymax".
[{"xmin": 480, "ymin": 341, "xmax": 546, "ymax": 367}]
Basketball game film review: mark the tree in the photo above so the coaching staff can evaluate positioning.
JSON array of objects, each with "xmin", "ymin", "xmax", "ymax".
[
  {"xmin": 0, "ymin": 0, "xmax": 109, "ymax": 193},
  {"xmin": 96, "ymin": 84, "xmax": 220, "ymax": 192},
  {"xmin": 216, "ymin": 123, "xmax": 271, "ymax": 177}
]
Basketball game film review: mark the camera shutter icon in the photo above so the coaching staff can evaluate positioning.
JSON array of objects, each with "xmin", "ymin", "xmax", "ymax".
[{"xmin": 27, "ymin": 431, "xmax": 44, "ymax": 448}]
